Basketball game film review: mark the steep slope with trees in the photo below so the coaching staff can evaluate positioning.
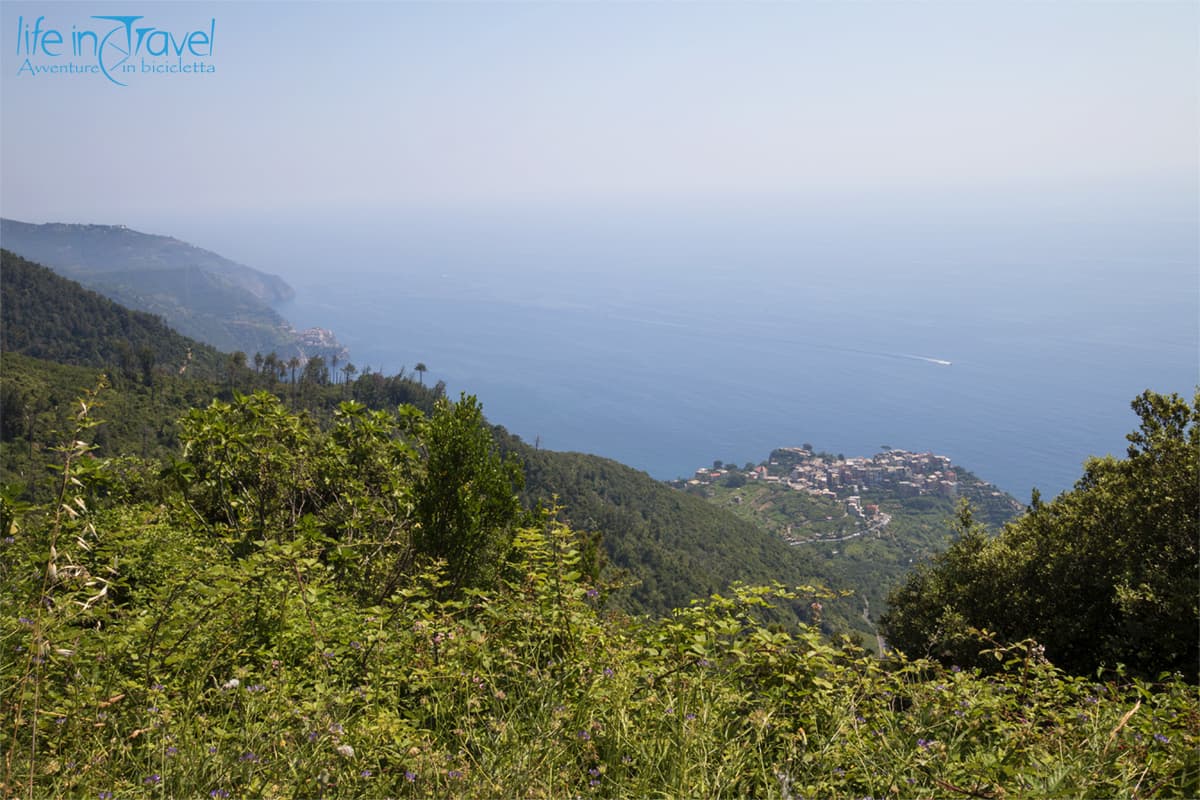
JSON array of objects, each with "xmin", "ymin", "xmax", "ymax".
[
  {"xmin": 0, "ymin": 250, "xmax": 226, "ymax": 379},
  {"xmin": 0, "ymin": 219, "xmax": 344, "ymax": 359},
  {"xmin": 503, "ymin": 441, "xmax": 837, "ymax": 624}
]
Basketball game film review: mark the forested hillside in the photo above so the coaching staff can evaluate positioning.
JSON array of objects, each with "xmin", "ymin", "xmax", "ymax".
[
  {"xmin": 503, "ymin": 442, "xmax": 834, "ymax": 623},
  {"xmin": 0, "ymin": 250, "xmax": 226, "ymax": 379},
  {"xmin": 0, "ymin": 220, "xmax": 292, "ymax": 303},
  {"xmin": 0, "ymin": 220, "xmax": 336, "ymax": 359}
]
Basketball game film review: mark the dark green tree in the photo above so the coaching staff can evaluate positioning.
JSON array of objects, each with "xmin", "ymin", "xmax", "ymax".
[
  {"xmin": 411, "ymin": 393, "xmax": 523, "ymax": 593},
  {"xmin": 302, "ymin": 355, "xmax": 329, "ymax": 386},
  {"xmin": 137, "ymin": 346, "xmax": 155, "ymax": 386},
  {"xmin": 881, "ymin": 390, "xmax": 1199, "ymax": 679}
]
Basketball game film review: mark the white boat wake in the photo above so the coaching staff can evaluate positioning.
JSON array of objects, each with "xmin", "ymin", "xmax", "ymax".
[{"xmin": 900, "ymin": 354, "xmax": 953, "ymax": 366}]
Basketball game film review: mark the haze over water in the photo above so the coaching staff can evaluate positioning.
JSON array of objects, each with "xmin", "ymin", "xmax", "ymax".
[{"xmin": 196, "ymin": 189, "xmax": 1198, "ymax": 500}]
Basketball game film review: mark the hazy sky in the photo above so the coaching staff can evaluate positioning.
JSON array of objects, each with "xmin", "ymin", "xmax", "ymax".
[{"xmin": 1, "ymin": 1, "xmax": 1196, "ymax": 229}]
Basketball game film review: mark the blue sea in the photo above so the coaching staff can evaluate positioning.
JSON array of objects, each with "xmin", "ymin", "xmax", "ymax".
[{"xmin": 179, "ymin": 195, "xmax": 1198, "ymax": 499}]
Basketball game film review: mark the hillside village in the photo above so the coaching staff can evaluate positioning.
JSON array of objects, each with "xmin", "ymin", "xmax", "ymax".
[{"xmin": 686, "ymin": 447, "xmax": 1012, "ymax": 522}]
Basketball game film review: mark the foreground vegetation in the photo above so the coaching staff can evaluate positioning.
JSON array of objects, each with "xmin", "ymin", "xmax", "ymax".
[{"xmin": 2, "ymin": 388, "xmax": 1197, "ymax": 798}]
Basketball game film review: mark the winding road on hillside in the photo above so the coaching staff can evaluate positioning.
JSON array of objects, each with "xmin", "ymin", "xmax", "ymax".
[{"xmin": 790, "ymin": 511, "xmax": 892, "ymax": 545}]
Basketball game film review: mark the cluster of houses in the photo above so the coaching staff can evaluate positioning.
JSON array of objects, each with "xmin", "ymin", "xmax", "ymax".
[{"xmin": 690, "ymin": 447, "xmax": 961, "ymax": 508}]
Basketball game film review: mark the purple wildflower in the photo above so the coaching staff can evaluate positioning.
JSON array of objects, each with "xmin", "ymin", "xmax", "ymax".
[
  {"xmin": 405, "ymin": 771, "xmax": 416, "ymax": 782},
  {"xmin": 448, "ymin": 769, "xmax": 463, "ymax": 779},
  {"xmin": 1154, "ymin": 733, "xmax": 1170, "ymax": 744},
  {"xmin": 685, "ymin": 713, "xmax": 696, "ymax": 721},
  {"xmin": 144, "ymin": 774, "xmax": 162, "ymax": 785},
  {"xmin": 18, "ymin": 617, "xmax": 33, "ymax": 626},
  {"xmin": 98, "ymin": 793, "xmax": 113, "ymax": 800},
  {"xmin": 360, "ymin": 769, "xmax": 372, "ymax": 778},
  {"xmin": 917, "ymin": 738, "xmax": 932, "ymax": 750},
  {"xmin": 307, "ymin": 731, "xmax": 319, "ymax": 742},
  {"xmin": 586, "ymin": 588, "xmax": 599, "ymax": 599},
  {"xmin": 589, "ymin": 768, "xmax": 600, "ymax": 777},
  {"xmin": 152, "ymin": 683, "xmax": 166, "ymax": 691},
  {"xmin": 208, "ymin": 746, "xmax": 218, "ymax": 754},
  {"xmin": 210, "ymin": 791, "xmax": 229, "ymax": 799},
  {"xmin": 240, "ymin": 751, "xmax": 259, "ymax": 763},
  {"xmin": 246, "ymin": 684, "xmax": 266, "ymax": 693},
  {"xmin": 590, "ymin": 779, "xmax": 601, "ymax": 788},
  {"xmin": 603, "ymin": 667, "xmax": 615, "ymax": 677},
  {"xmin": 166, "ymin": 746, "xmax": 178, "ymax": 756},
  {"xmin": 577, "ymin": 730, "xmax": 591, "ymax": 740}
]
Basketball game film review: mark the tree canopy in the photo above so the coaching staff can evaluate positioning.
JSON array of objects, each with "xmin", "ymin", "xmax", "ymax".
[{"xmin": 881, "ymin": 390, "xmax": 1199, "ymax": 680}]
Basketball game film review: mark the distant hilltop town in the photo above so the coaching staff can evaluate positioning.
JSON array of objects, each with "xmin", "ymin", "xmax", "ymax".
[
  {"xmin": 293, "ymin": 326, "xmax": 350, "ymax": 364},
  {"xmin": 688, "ymin": 447, "xmax": 974, "ymax": 503}
]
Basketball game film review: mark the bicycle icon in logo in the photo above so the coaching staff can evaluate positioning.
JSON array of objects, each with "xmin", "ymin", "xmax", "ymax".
[{"xmin": 92, "ymin": 15, "xmax": 142, "ymax": 86}]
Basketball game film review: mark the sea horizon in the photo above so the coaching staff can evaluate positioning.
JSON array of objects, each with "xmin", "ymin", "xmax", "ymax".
[{"xmin": 173, "ymin": 199, "xmax": 1200, "ymax": 501}]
